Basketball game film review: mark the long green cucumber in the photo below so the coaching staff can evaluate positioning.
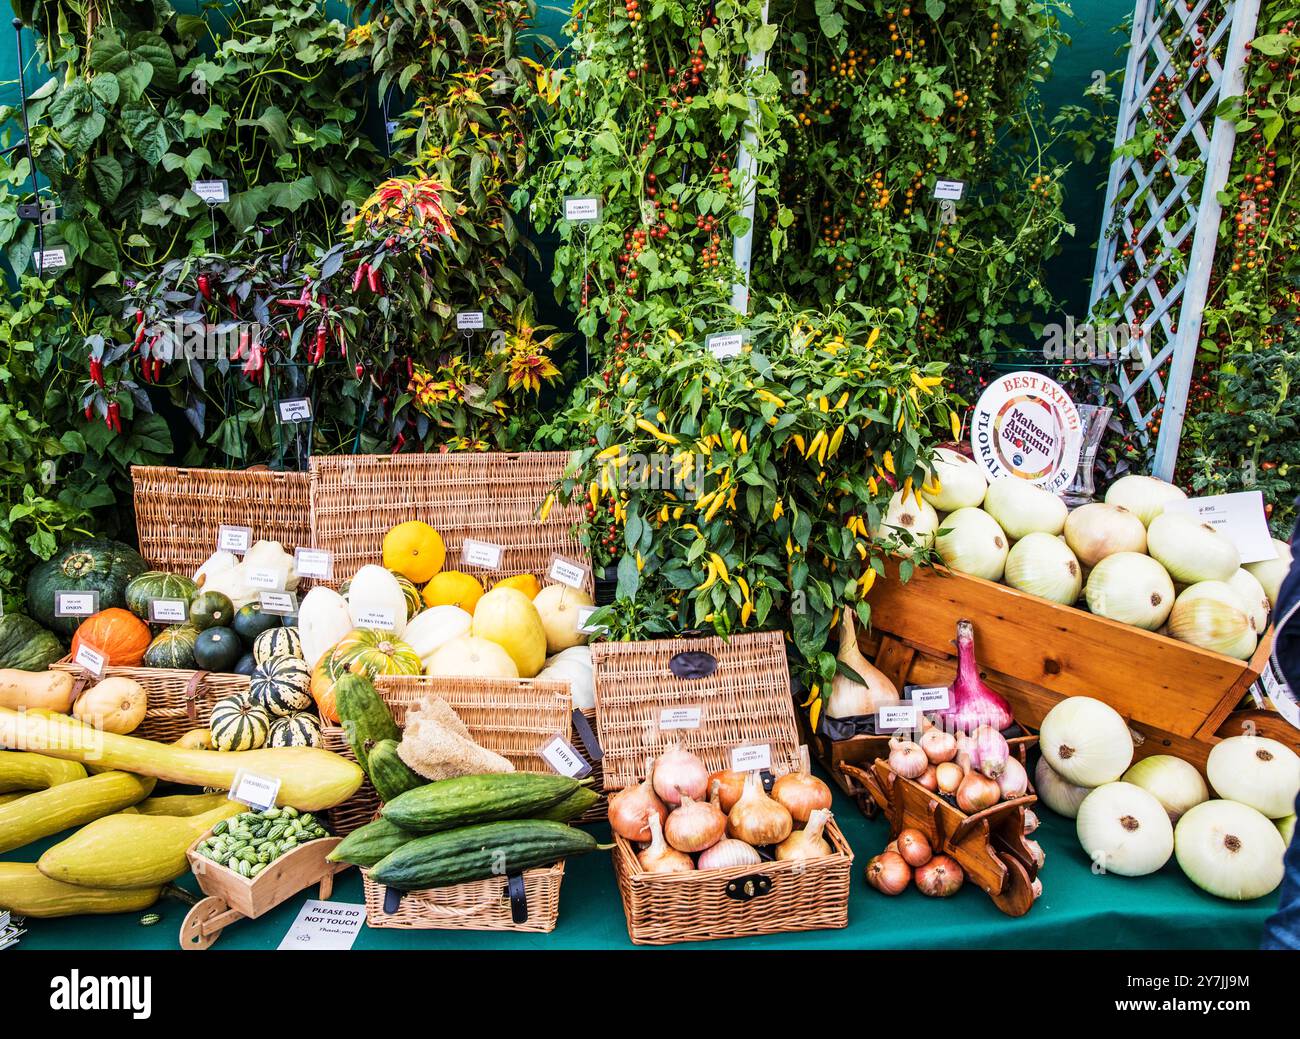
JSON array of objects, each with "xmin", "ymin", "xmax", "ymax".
[
  {"xmin": 334, "ymin": 674, "xmax": 400, "ymax": 773},
  {"xmin": 531, "ymin": 786, "xmax": 600, "ymax": 822},
  {"xmin": 381, "ymin": 773, "xmax": 581, "ymax": 834},
  {"xmin": 327, "ymin": 817, "xmax": 416, "ymax": 868},
  {"xmin": 371, "ymin": 820, "xmax": 598, "ymax": 890},
  {"xmin": 367, "ymin": 739, "xmax": 425, "ymax": 803}
]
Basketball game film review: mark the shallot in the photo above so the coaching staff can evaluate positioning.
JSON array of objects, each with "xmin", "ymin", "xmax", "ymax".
[
  {"xmin": 866, "ymin": 851, "xmax": 912, "ymax": 895},
  {"xmin": 956, "ymin": 769, "xmax": 1001, "ymax": 813},
  {"xmin": 608, "ymin": 757, "xmax": 668, "ymax": 841},
  {"xmin": 698, "ymin": 838, "xmax": 762, "ymax": 870},
  {"xmin": 652, "ymin": 742, "xmax": 708, "ymax": 806},
  {"xmin": 664, "ymin": 791, "xmax": 726, "ymax": 853},
  {"xmin": 917, "ymin": 766, "xmax": 938, "ymax": 792},
  {"xmin": 996, "ymin": 755, "xmax": 1029, "ymax": 800},
  {"xmin": 935, "ymin": 620, "xmax": 1014, "ymax": 732},
  {"xmin": 727, "ymin": 771, "xmax": 793, "ymax": 846},
  {"xmin": 775, "ymin": 808, "xmax": 834, "ymax": 861},
  {"xmin": 638, "ymin": 810, "xmax": 694, "ymax": 874},
  {"xmin": 914, "ymin": 854, "xmax": 964, "ymax": 897},
  {"xmin": 970, "ymin": 725, "xmax": 1009, "ymax": 779},
  {"xmin": 920, "ymin": 726, "xmax": 958, "ymax": 764},
  {"xmin": 888, "ymin": 736, "xmax": 929, "ymax": 780},
  {"xmin": 896, "ymin": 828, "xmax": 932, "ymax": 867},
  {"xmin": 936, "ymin": 762, "xmax": 964, "ymax": 795},
  {"xmin": 1023, "ymin": 808, "xmax": 1040, "ymax": 835}
]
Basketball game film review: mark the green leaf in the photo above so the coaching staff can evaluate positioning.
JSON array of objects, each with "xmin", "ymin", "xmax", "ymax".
[
  {"xmin": 129, "ymin": 32, "xmax": 179, "ymax": 91},
  {"xmin": 925, "ymin": 0, "xmax": 946, "ymax": 17},
  {"xmin": 120, "ymin": 105, "xmax": 170, "ymax": 165},
  {"xmin": 223, "ymin": 185, "xmax": 275, "ymax": 231},
  {"xmin": 89, "ymin": 73, "xmax": 120, "ymax": 107},
  {"xmin": 593, "ymin": 130, "xmax": 621, "ymax": 155},
  {"xmin": 269, "ymin": 177, "xmax": 319, "ymax": 213},
  {"xmin": 616, "ymin": 553, "xmax": 641, "ymax": 599},
  {"xmin": 89, "ymin": 155, "xmax": 124, "ymax": 203},
  {"xmin": 249, "ymin": 107, "xmax": 291, "ymax": 150}
]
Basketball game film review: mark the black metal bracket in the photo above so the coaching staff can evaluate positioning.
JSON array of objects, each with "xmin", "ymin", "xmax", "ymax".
[
  {"xmin": 507, "ymin": 872, "xmax": 528, "ymax": 924},
  {"xmin": 724, "ymin": 874, "xmax": 773, "ymax": 901}
]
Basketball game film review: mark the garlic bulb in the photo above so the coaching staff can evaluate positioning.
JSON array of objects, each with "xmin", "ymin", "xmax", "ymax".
[{"xmin": 826, "ymin": 609, "xmax": 900, "ymax": 718}]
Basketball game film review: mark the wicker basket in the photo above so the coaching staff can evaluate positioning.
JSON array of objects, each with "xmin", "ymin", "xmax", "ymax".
[
  {"xmin": 132, "ymin": 465, "xmax": 312, "ymax": 576},
  {"xmin": 323, "ymin": 675, "xmax": 573, "ymax": 931},
  {"xmin": 572, "ymin": 706, "xmax": 606, "ymax": 824},
  {"xmin": 49, "ymin": 659, "xmax": 247, "ymax": 743},
  {"xmin": 308, "ymin": 452, "xmax": 592, "ymax": 589},
  {"xmin": 592, "ymin": 630, "xmax": 854, "ymax": 945}
]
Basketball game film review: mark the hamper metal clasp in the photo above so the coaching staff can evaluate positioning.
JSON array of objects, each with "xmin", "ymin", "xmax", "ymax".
[{"xmin": 724, "ymin": 874, "xmax": 773, "ymax": 901}]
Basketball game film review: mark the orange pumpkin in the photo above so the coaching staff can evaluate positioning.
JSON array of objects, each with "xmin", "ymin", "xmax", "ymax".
[{"xmin": 71, "ymin": 608, "xmax": 152, "ymax": 667}]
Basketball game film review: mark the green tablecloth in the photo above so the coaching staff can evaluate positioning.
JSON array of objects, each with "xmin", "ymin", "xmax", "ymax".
[{"xmin": 5, "ymin": 780, "xmax": 1279, "ymax": 950}]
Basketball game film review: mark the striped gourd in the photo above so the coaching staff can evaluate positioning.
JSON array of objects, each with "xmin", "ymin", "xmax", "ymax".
[
  {"xmin": 249, "ymin": 656, "xmax": 313, "ymax": 717},
  {"xmin": 253, "ymin": 626, "xmax": 302, "ymax": 664},
  {"xmin": 332, "ymin": 629, "xmax": 422, "ymax": 681},
  {"xmin": 267, "ymin": 712, "xmax": 323, "ymax": 748},
  {"xmin": 209, "ymin": 696, "xmax": 271, "ymax": 752}
]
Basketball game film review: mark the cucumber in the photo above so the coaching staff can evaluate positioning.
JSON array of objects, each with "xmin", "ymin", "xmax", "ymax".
[
  {"xmin": 367, "ymin": 739, "xmax": 425, "ymax": 803},
  {"xmin": 327, "ymin": 817, "xmax": 416, "ymax": 868},
  {"xmin": 371, "ymin": 820, "xmax": 598, "ymax": 890},
  {"xmin": 333, "ymin": 674, "xmax": 399, "ymax": 772},
  {"xmin": 531, "ymin": 786, "xmax": 600, "ymax": 822},
  {"xmin": 381, "ymin": 773, "xmax": 581, "ymax": 834}
]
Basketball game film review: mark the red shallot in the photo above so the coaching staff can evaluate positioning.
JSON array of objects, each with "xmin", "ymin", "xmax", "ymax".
[
  {"xmin": 866, "ymin": 851, "xmax": 912, "ymax": 895},
  {"xmin": 915, "ymin": 854, "xmax": 965, "ymax": 897},
  {"xmin": 935, "ymin": 620, "xmax": 1014, "ymax": 733},
  {"xmin": 996, "ymin": 756, "xmax": 1029, "ymax": 800},
  {"xmin": 971, "ymin": 725, "xmax": 1010, "ymax": 779},
  {"xmin": 1023, "ymin": 808, "xmax": 1040, "ymax": 835},
  {"xmin": 608, "ymin": 756, "xmax": 668, "ymax": 841}
]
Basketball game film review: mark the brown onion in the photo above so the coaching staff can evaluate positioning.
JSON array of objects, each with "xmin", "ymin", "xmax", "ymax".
[
  {"xmin": 916, "ymin": 765, "xmax": 939, "ymax": 792},
  {"xmin": 935, "ymin": 761, "xmax": 964, "ymax": 794},
  {"xmin": 771, "ymin": 747, "xmax": 833, "ymax": 823},
  {"xmin": 775, "ymin": 808, "xmax": 834, "ymax": 861},
  {"xmin": 608, "ymin": 756, "xmax": 668, "ymax": 841},
  {"xmin": 914, "ymin": 854, "xmax": 964, "ymax": 897},
  {"xmin": 896, "ymin": 828, "xmax": 932, "ymax": 867},
  {"xmin": 726, "ymin": 770, "xmax": 793, "ymax": 846},
  {"xmin": 638, "ymin": 810, "xmax": 694, "ymax": 874},
  {"xmin": 652, "ymin": 742, "xmax": 708, "ymax": 806},
  {"xmin": 707, "ymin": 769, "xmax": 746, "ymax": 813},
  {"xmin": 956, "ymin": 769, "xmax": 1001, "ymax": 813},
  {"xmin": 664, "ymin": 791, "xmax": 726, "ymax": 853},
  {"xmin": 866, "ymin": 850, "xmax": 912, "ymax": 895},
  {"xmin": 888, "ymin": 736, "xmax": 929, "ymax": 779}
]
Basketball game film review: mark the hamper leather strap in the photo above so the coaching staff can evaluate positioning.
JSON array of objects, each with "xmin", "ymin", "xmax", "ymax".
[{"xmin": 184, "ymin": 670, "xmax": 210, "ymax": 723}]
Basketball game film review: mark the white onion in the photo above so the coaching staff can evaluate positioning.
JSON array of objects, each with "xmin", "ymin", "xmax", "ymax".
[
  {"xmin": 1278, "ymin": 815, "xmax": 1296, "ymax": 845},
  {"xmin": 1076, "ymin": 782, "xmax": 1175, "ymax": 877},
  {"xmin": 1084, "ymin": 552, "xmax": 1176, "ymax": 630},
  {"xmin": 1004, "ymin": 532, "xmax": 1082, "ymax": 605},
  {"xmin": 1122, "ymin": 755, "xmax": 1209, "ymax": 823},
  {"xmin": 1174, "ymin": 799, "xmax": 1287, "ymax": 901},
  {"xmin": 1063, "ymin": 502, "xmax": 1147, "ymax": 568},
  {"xmin": 873, "ymin": 489, "xmax": 940, "ymax": 557},
  {"xmin": 1206, "ymin": 735, "xmax": 1300, "ymax": 819},
  {"xmin": 1167, "ymin": 582, "xmax": 1258, "ymax": 661},
  {"xmin": 982, "ymin": 477, "xmax": 1068, "ymax": 540},
  {"xmin": 1035, "ymin": 756, "xmax": 1093, "ymax": 818},
  {"xmin": 1040, "ymin": 696, "xmax": 1134, "ymax": 787},
  {"xmin": 1146, "ymin": 513, "xmax": 1241, "ymax": 584},
  {"xmin": 934, "ymin": 507, "xmax": 1009, "ymax": 581},
  {"xmin": 1245, "ymin": 538, "xmax": 1292, "ymax": 609},
  {"xmin": 1104, "ymin": 474, "xmax": 1187, "ymax": 526},
  {"xmin": 1226, "ymin": 568, "xmax": 1270, "ymax": 634},
  {"xmin": 922, "ymin": 447, "xmax": 987, "ymax": 512}
]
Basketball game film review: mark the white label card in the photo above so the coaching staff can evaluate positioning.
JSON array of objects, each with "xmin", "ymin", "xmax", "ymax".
[
  {"xmin": 246, "ymin": 566, "xmax": 286, "ymax": 591},
  {"xmin": 456, "ymin": 311, "xmax": 485, "ymax": 331},
  {"xmin": 354, "ymin": 605, "xmax": 397, "ymax": 631},
  {"xmin": 461, "ymin": 539, "xmax": 504, "ymax": 569},
  {"xmin": 229, "ymin": 770, "xmax": 281, "ymax": 812},
  {"xmin": 294, "ymin": 548, "xmax": 334, "ymax": 580},
  {"xmin": 563, "ymin": 195, "xmax": 601, "ymax": 223},
  {"xmin": 548, "ymin": 557, "xmax": 589, "ymax": 589},
  {"xmin": 33, "ymin": 248, "xmax": 67, "ymax": 272},
  {"xmin": 576, "ymin": 605, "xmax": 607, "ymax": 634},
  {"xmin": 539, "ymin": 734, "xmax": 591, "ymax": 778},
  {"xmin": 1161, "ymin": 491, "xmax": 1277, "ymax": 564},
  {"xmin": 279, "ymin": 899, "xmax": 365, "ymax": 951},
  {"xmin": 730, "ymin": 743, "xmax": 772, "ymax": 772},
  {"xmin": 706, "ymin": 331, "xmax": 745, "ymax": 359},
  {"xmin": 149, "ymin": 599, "xmax": 188, "ymax": 624},
  {"xmin": 659, "ymin": 706, "xmax": 702, "ymax": 730},
  {"xmin": 933, "ymin": 179, "xmax": 966, "ymax": 201},
  {"xmin": 54, "ymin": 591, "xmax": 99, "ymax": 617},
  {"xmin": 908, "ymin": 685, "xmax": 951, "ymax": 710},
  {"xmin": 192, "ymin": 179, "xmax": 230, "ymax": 204},
  {"xmin": 218, "ymin": 525, "xmax": 253, "ymax": 553},
  {"xmin": 259, "ymin": 591, "xmax": 298, "ymax": 616},
  {"xmin": 876, "ymin": 704, "xmax": 919, "ymax": 733},
  {"xmin": 278, "ymin": 397, "xmax": 312, "ymax": 423},
  {"xmin": 73, "ymin": 643, "xmax": 106, "ymax": 677}
]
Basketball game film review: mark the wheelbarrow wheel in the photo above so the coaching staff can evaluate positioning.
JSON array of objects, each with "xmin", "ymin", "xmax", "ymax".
[{"xmin": 180, "ymin": 896, "xmax": 233, "ymax": 951}]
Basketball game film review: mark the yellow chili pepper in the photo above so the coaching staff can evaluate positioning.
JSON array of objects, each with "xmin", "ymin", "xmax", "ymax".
[
  {"xmin": 856, "ymin": 542, "xmax": 867, "ymax": 560},
  {"xmin": 695, "ymin": 490, "xmax": 716, "ymax": 513},
  {"xmin": 792, "ymin": 433, "xmax": 806, "ymax": 455},
  {"xmin": 866, "ymin": 327, "xmax": 881, "ymax": 350},
  {"xmin": 950, "ymin": 410, "xmax": 961, "ymax": 440},
  {"xmin": 808, "ymin": 696, "xmax": 823, "ymax": 733},
  {"xmin": 772, "ymin": 499, "xmax": 784, "ymax": 522},
  {"xmin": 859, "ymin": 568, "xmax": 877, "ymax": 597},
  {"xmin": 737, "ymin": 575, "xmax": 751, "ymax": 602},
  {"xmin": 656, "ymin": 411, "xmax": 667, "ymax": 425},
  {"xmin": 704, "ymin": 492, "xmax": 725, "ymax": 523},
  {"xmin": 817, "ymin": 433, "xmax": 829, "ymax": 467},
  {"xmin": 595, "ymin": 444, "xmax": 622, "ymax": 460},
  {"xmin": 883, "ymin": 450, "xmax": 895, "ymax": 474},
  {"xmin": 709, "ymin": 553, "xmax": 730, "ymax": 585},
  {"xmin": 537, "ymin": 493, "xmax": 555, "ymax": 523},
  {"xmin": 834, "ymin": 391, "xmax": 849, "ymax": 410},
  {"xmin": 726, "ymin": 485, "xmax": 737, "ymax": 510},
  {"xmin": 755, "ymin": 389, "xmax": 785, "ymax": 408},
  {"xmin": 805, "ymin": 430, "xmax": 826, "ymax": 460},
  {"xmin": 659, "ymin": 505, "xmax": 670, "ymax": 523},
  {"xmin": 740, "ymin": 601, "xmax": 754, "ymax": 626},
  {"xmin": 672, "ymin": 506, "xmax": 684, "ymax": 520},
  {"xmin": 800, "ymin": 682, "xmax": 820, "ymax": 709},
  {"xmin": 868, "ymin": 475, "xmax": 879, "ymax": 496},
  {"xmin": 635, "ymin": 418, "xmax": 679, "ymax": 445},
  {"xmin": 698, "ymin": 557, "xmax": 719, "ymax": 591},
  {"xmin": 636, "ymin": 551, "xmax": 644, "ymax": 572},
  {"xmin": 818, "ymin": 395, "xmax": 829, "ymax": 413},
  {"xmin": 902, "ymin": 476, "xmax": 914, "ymax": 503},
  {"xmin": 588, "ymin": 481, "xmax": 599, "ymax": 510},
  {"xmin": 667, "ymin": 329, "xmax": 683, "ymax": 343}
]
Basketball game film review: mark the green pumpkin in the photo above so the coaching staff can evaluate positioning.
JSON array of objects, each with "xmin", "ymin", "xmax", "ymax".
[
  {"xmin": 0, "ymin": 613, "xmax": 64, "ymax": 671},
  {"xmin": 142, "ymin": 624, "xmax": 201, "ymax": 669},
  {"xmin": 193, "ymin": 627, "xmax": 244, "ymax": 672},
  {"xmin": 26, "ymin": 539, "xmax": 149, "ymax": 637},
  {"xmin": 189, "ymin": 590, "xmax": 236, "ymax": 631},
  {"xmin": 232, "ymin": 603, "xmax": 282, "ymax": 643},
  {"xmin": 125, "ymin": 571, "xmax": 199, "ymax": 621}
]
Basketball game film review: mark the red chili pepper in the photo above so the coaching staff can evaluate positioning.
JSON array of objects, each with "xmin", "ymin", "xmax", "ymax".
[
  {"xmin": 198, "ymin": 273, "xmax": 213, "ymax": 302},
  {"xmin": 367, "ymin": 267, "xmax": 384, "ymax": 295},
  {"xmin": 153, "ymin": 357, "xmax": 165, "ymax": 382},
  {"xmin": 352, "ymin": 262, "xmax": 369, "ymax": 293},
  {"xmin": 133, "ymin": 325, "xmax": 146, "ymax": 350},
  {"xmin": 242, "ymin": 342, "xmax": 265, "ymax": 381},
  {"xmin": 84, "ymin": 403, "xmax": 94, "ymax": 421},
  {"xmin": 313, "ymin": 321, "xmax": 329, "ymax": 364},
  {"xmin": 134, "ymin": 310, "xmax": 145, "ymax": 326},
  {"xmin": 106, "ymin": 401, "xmax": 121, "ymax": 433},
  {"xmin": 355, "ymin": 363, "xmax": 364, "ymax": 379},
  {"xmin": 235, "ymin": 329, "xmax": 251, "ymax": 362},
  {"xmin": 392, "ymin": 432, "xmax": 406, "ymax": 454},
  {"xmin": 141, "ymin": 357, "xmax": 151, "ymax": 384},
  {"xmin": 406, "ymin": 357, "xmax": 414, "ymax": 380},
  {"xmin": 89, "ymin": 356, "xmax": 104, "ymax": 388}
]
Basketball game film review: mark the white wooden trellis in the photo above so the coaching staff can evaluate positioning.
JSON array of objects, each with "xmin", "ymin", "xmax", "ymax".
[{"xmin": 1088, "ymin": 0, "xmax": 1260, "ymax": 480}]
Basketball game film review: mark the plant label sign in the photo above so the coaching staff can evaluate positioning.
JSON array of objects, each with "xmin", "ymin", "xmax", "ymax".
[
  {"xmin": 279, "ymin": 900, "xmax": 365, "ymax": 951},
  {"xmin": 259, "ymin": 591, "xmax": 298, "ymax": 616},
  {"xmin": 538, "ymin": 734, "xmax": 591, "ymax": 779},
  {"xmin": 548, "ymin": 556, "xmax": 589, "ymax": 589},
  {"xmin": 659, "ymin": 705, "xmax": 702, "ymax": 730},
  {"xmin": 576, "ymin": 605, "xmax": 607, "ymax": 635},
  {"xmin": 933, "ymin": 179, "xmax": 966, "ymax": 201},
  {"xmin": 353, "ymin": 605, "xmax": 397, "ymax": 631},
  {"xmin": 54, "ymin": 591, "xmax": 99, "ymax": 618},
  {"xmin": 246, "ymin": 566, "xmax": 286, "ymax": 591},
  {"xmin": 1254, "ymin": 655, "xmax": 1299, "ymax": 732},
  {"xmin": 907, "ymin": 684, "xmax": 951, "ymax": 711},
  {"xmin": 563, "ymin": 195, "xmax": 602, "ymax": 224},
  {"xmin": 73, "ymin": 642, "xmax": 106, "ymax": 678},
  {"xmin": 33, "ymin": 248, "xmax": 67, "ymax": 273},
  {"xmin": 706, "ymin": 331, "xmax": 746, "ymax": 359},
  {"xmin": 730, "ymin": 743, "xmax": 772, "ymax": 772},
  {"xmin": 278, "ymin": 397, "xmax": 312, "ymax": 423},
  {"xmin": 461, "ymin": 538, "xmax": 503, "ymax": 569},
  {"xmin": 876, "ymin": 703, "xmax": 918, "ymax": 734},
  {"xmin": 229, "ymin": 770, "xmax": 282, "ymax": 812},
  {"xmin": 456, "ymin": 310, "xmax": 485, "ymax": 331},
  {"xmin": 1161, "ymin": 491, "xmax": 1276, "ymax": 564},
  {"xmin": 192, "ymin": 179, "xmax": 230, "ymax": 204},
  {"xmin": 149, "ymin": 599, "xmax": 189, "ymax": 624},
  {"xmin": 970, "ymin": 371, "xmax": 1082, "ymax": 493},
  {"xmin": 218, "ymin": 525, "xmax": 253, "ymax": 554},
  {"xmin": 294, "ymin": 548, "xmax": 334, "ymax": 580}
]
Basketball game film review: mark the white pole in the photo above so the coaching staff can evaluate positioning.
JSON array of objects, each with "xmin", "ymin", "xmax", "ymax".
[{"xmin": 729, "ymin": 1, "xmax": 770, "ymax": 317}]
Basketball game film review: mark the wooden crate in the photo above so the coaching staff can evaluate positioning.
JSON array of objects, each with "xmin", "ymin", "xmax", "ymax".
[
  {"xmin": 593, "ymin": 630, "xmax": 854, "ymax": 945},
  {"xmin": 855, "ymin": 559, "xmax": 1288, "ymax": 771}
]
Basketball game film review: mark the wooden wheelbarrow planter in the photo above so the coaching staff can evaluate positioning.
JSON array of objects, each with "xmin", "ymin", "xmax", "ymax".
[
  {"xmin": 179, "ymin": 836, "xmax": 347, "ymax": 950},
  {"xmin": 842, "ymin": 760, "xmax": 1041, "ymax": 917}
]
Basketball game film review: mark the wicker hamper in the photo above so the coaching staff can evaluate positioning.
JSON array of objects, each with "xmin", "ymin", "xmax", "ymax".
[{"xmin": 593, "ymin": 630, "xmax": 854, "ymax": 945}]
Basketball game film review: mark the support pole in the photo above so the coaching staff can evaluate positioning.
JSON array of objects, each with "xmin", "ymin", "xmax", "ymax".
[{"xmin": 729, "ymin": 1, "xmax": 770, "ymax": 318}]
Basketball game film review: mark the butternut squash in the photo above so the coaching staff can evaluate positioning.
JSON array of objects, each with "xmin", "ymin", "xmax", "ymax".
[
  {"xmin": 72, "ymin": 676, "xmax": 148, "ymax": 734},
  {"xmin": 0, "ymin": 862, "xmax": 161, "ymax": 918},
  {"xmin": 0, "ymin": 706, "xmax": 364, "ymax": 810},
  {"xmin": 0, "ymin": 770, "xmax": 155, "ymax": 854},
  {"xmin": 39, "ymin": 801, "xmax": 244, "ymax": 889},
  {"xmin": 133, "ymin": 792, "xmax": 232, "ymax": 817},
  {"xmin": 0, "ymin": 668, "xmax": 75, "ymax": 712},
  {"xmin": 0, "ymin": 750, "xmax": 87, "ymax": 793}
]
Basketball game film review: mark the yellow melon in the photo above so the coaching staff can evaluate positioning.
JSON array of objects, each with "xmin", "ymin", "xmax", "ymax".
[
  {"xmin": 533, "ymin": 584, "xmax": 593, "ymax": 654},
  {"xmin": 494, "ymin": 573, "xmax": 541, "ymax": 599},
  {"xmin": 425, "ymin": 636, "xmax": 519, "ymax": 679},
  {"xmin": 470, "ymin": 587, "xmax": 547, "ymax": 677},
  {"xmin": 383, "ymin": 521, "xmax": 446, "ymax": 584},
  {"xmin": 422, "ymin": 570, "xmax": 485, "ymax": 614}
]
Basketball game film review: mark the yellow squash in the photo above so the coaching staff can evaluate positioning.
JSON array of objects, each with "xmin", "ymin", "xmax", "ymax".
[
  {"xmin": 0, "ymin": 750, "xmax": 87, "ymax": 793},
  {"xmin": 0, "ymin": 862, "xmax": 161, "ymax": 918},
  {"xmin": 0, "ymin": 770, "xmax": 155, "ymax": 854},
  {"xmin": 132, "ymin": 792, "xmax": 233, "ymax": 817}
]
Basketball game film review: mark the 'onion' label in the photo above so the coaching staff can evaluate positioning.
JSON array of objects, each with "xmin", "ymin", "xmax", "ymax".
[
  {"xmin": 54, "ymin": 591, "xmax": 99, "ymax": 617},
  {"xmin": 730, "ymin": 743, "xmax": 771, "ymax": 772},
  {"xmin": 659, "ymin": 706, "xmax": 702, "ymax": 730}
]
